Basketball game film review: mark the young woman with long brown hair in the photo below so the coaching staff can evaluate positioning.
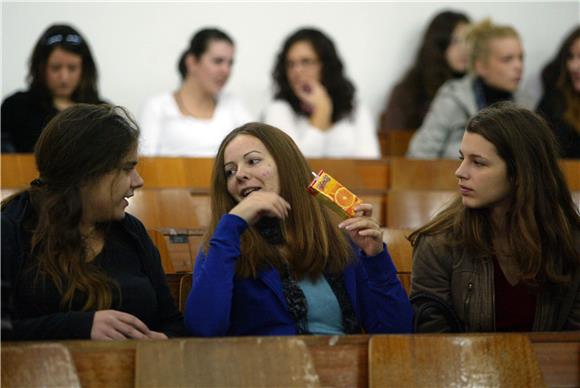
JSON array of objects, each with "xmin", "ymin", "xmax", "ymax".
[
  {"xmin": 409, "ymin": 102, "xmax": 580, "ymax": 332},
  {"xmin": 1, "ymin": 104, "xmax": 186, "ymax": 340},
  {"xmin": 184, "ymin": 122, "xmax": 411, "ymax": 336}
]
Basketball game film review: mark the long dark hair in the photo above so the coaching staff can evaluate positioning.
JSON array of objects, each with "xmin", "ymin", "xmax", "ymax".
[
  {"xmin": 3, "ymin": 104, "xmax": 140, "ymax": 310},
  {"xmin": 389, "ymin": 11, "xmax": 470, "ymax": 129},
  {"xmin": 28, "ymin": 24, "xmax": 100, "ymax": 109},
  {"xmin": 177, "ymin": 28, "xmax": 234, "ymax": 80},
  {"xmin": 540, "ymin": 26, "xmax": 580, "ymax": 133},
  {"xmin": 207, "ymin": 122, "xmax": 354, "ymax": 279},
  {"xmin": 272, "ymin": 28, "xmax": 355, "ymax": 123},
  {"xmin": 409, "ymin": 102, "xmax": 580, "ymax": 288}
]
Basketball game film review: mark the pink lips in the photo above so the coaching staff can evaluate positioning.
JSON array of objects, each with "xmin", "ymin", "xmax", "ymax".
[{"xmin": 459, "ymin": 185, "xmax": 473, "ymax": 195}]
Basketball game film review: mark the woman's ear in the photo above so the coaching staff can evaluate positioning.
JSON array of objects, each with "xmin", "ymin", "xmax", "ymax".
[
  {"xmin": 185, "ymin": 53, "xmax": 197, "ymax": 76},
  {"xmin": 474, "ymin": 57, "xmax": 488, "ymax": 78}
]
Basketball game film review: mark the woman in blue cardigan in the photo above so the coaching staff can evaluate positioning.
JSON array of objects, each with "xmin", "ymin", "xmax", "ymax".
[{"xmin": 185, "ymin": 122, "xmax": 412, "ymax": 336}]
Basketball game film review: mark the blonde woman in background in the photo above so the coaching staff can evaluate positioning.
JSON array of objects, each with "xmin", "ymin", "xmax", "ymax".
[{"xmin": 407, "ymin": 19, "xmax": 535, "ymax": 159}]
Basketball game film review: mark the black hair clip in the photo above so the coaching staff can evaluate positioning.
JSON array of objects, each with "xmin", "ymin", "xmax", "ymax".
[{"xmin": 30, "ymin": 178, "xmax": 45, "ymax": 187}]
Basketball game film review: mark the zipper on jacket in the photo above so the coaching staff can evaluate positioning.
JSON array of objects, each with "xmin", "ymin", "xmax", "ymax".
[{"xmin": 464, "ymin": 281, "xmax": 473, "ymax": 330}]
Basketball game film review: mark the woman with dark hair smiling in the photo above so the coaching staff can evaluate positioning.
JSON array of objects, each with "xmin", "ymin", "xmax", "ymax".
[
  {"xmin": 263, "ymin": 28, "xmax": 380, "ymax": 158},
  {"xmin": 1, "ymin": 24, "xmax": 104, "ymax": 152},
  {"xmin": 1, "ymin": 104, "xmax": 186, "ymax": 340},
  {"xmin": 139, "ymin": 27, "xmax": 251, "ymax": 157},
  {"xmin": 381, "ymin": 10, "xmax": 471, "ymax": 132}
]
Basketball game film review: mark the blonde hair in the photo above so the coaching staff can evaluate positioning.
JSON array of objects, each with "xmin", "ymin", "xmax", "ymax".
[{"xmin": 466, "ymin": 18, "xmax": 520, "ymax": 73}]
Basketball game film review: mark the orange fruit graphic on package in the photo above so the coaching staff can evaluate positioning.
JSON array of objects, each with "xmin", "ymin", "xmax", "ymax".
[{"xmin": 307, "ymin": 170, "xmax": 362, "ymax": 218}]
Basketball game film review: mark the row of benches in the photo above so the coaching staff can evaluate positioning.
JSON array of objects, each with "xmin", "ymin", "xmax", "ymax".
[
  {"xmin": 3, "ymin": 154, "xmax": 579, "ymax": 191},
  {"xmin": 3, "ymin": 332, "xmax": 578, "ymax": 387}
]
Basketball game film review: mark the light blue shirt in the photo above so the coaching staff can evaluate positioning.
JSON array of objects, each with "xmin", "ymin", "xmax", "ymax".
[{"xmin": 297, "ymin": 276, "xmax": 344, "ymax": 335}]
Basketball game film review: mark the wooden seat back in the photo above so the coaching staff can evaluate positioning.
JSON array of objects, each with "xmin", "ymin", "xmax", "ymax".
[
  {"xmin": 386, "ymin": 190, "xmax": 456, "ymax": 229},
  {"xmin": 561, "ymin": 160, "xmax": 580, "ymax": 190},
  {"xmin": 2, "ymin": 343, "xmax": 81, "ymax": 388},
  {"xmin": 382, "ymin": 228, "xmax": 412, "ymax": 293},
  {"xmin": 379, "ymin": 130, "xmax": 415, "ymax": 157},
  {"xmin": 135, "ymin": 337, "xmax": 321, "ymax": 387},
  {"xmin": 126, "ymin": 189, "xmax": 210, "ymax": 230},
  {"xmin": 369, "ymin": 334, "xmax": 545, "ymax": 388},
  {"xmin": 390, "ymin": 157, "xmax": 459, "ymax": 190}
]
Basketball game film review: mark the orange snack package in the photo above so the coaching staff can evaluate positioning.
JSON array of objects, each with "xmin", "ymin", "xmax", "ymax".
[{"xmin": 307, "ymin": 169, "xmax": 363, "ymax": 219}]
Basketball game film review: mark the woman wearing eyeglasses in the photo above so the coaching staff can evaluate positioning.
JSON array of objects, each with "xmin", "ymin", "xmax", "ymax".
[
  {"xmin": 1, "ymin": 24, "xmax": 104, "ymax": 153},
  {"xmin": 263, "ymin": 28, "xmax": 380, "ymax": 159}
]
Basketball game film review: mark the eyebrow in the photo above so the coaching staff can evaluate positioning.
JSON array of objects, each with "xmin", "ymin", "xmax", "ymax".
[
  {"xmin": 459, "ymin": 150, "xmax": 490, "ymax": 158},
  {"xmin": 224, "ymin": 150, "xmax": 262, "ymax": 167}
]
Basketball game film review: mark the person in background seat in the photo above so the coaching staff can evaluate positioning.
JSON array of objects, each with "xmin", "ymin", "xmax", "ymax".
[
  {"xmin": 263, "ymin": 28, "xmax": 380, "ymax": 159},
  {"xmin": 138, "ymin": 28, "xmax": 252, "ymax": 157},
  {"xmin": 381, "ymin": 10, "xmax": 471, "ymax": 133},
  {"xmin": 2, "ymin": 24, "xmax": 105, "ymax": 153},
  {"xmin": 537, "ymin": 26, "xmax": 580, "ymax": 159},
  {"xmin": 407, "ymin": 19, "xmax": 535, "ymax": 159}
]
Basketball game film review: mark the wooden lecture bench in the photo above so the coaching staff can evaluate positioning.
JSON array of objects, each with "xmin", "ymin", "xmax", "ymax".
[{"xmin": 2, "ymin": 332, "xmax": 577, "ymax": 387}]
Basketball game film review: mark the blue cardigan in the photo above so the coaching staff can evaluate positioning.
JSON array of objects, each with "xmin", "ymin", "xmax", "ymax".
[{"xmin": 184, "ymin": 214, "xmax": 413, "ymax": 336}]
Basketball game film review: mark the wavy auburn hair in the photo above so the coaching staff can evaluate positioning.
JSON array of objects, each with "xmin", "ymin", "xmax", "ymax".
[
  {"xmin": 206, "ymin": 122, "xmax": 354, "ymax": 278},
  {"xmin": 409, "ymin": 102, "xmax": 580, "ymax": 288}
]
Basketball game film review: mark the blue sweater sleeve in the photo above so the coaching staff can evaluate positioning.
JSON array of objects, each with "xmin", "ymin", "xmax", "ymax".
[
  {"xmin": 184, "ymin": 214, "xmax": 248, "ymax": 336},
  {"xmin": 355, "ymin": 244, "xmax": 413, "ymax": 333}
]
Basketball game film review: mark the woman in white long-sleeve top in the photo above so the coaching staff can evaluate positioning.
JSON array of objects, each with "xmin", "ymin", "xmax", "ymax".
[
  {"xmin": 263, "ymin": 28, "xmax": 380, "ymax": 159},
  {"xmin": 139, "ymin": 28, "xmax": 252, "ymax": 157}
]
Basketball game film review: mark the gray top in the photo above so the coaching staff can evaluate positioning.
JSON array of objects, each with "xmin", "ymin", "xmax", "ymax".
[{"xmin": 407, "ymin": 75, "xmax": 536, "ymax": 159}]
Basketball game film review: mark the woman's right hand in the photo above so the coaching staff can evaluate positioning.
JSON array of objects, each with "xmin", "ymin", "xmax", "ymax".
[
  {"xmin": 294, "ymin": 80, "xmax": 333, "ymax": 130},
  {"xmin": 91, "ymin": 310, "xmax": 156, "ymax": 340},
  {"xmin": 229, "ymin": 191, "xmax": 291, "ymax": 226}
]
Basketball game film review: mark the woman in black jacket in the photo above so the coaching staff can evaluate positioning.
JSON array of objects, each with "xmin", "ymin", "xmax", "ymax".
[
  {"xmin": 1, "ymin": 104, "xmax": 187, "ymax": 340},
  {"xmin": 1, "ymin": 24, "xmax": 105, "ymax": 153}
]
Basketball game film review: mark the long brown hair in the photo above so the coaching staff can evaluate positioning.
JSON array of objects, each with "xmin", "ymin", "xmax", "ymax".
[
  {"xmin": 2, "ymin": 104, "xmax": 140, "ymax": 310},
  {"xmin": 389, "ymin": 11, "xmax": 470, "ymax": 129},
  {"xmin": 409, "ymin": 102, "xmax": 580, "ymax": 287},
  {"xmin": 541, "ymin": 26, "xmax": 580, "ymax": 134},
  {"xmin": 206, "ymin": 122, "xmax": 354, "ymax": 279}
]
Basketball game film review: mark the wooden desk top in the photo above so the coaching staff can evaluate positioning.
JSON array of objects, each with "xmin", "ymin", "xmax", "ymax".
[{"xmin": 2, "ymin": 333, "xmax": 574, "ymax": 388}]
